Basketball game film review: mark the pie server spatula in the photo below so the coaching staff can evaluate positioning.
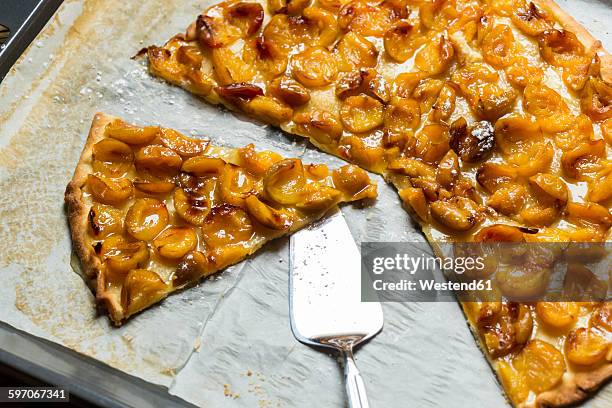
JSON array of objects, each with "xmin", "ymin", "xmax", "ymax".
[{"xmin": 289, "ymin": 209, "xmax": 384, "ymax": 408}]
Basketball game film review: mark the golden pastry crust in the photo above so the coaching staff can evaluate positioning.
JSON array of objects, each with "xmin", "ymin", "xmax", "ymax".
[{"xmin": 65, "ymin": 113, "xmax": 124, "ymax": 321}]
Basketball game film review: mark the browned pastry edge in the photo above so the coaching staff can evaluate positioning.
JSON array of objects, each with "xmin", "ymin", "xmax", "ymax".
[
  {"xmin": 65, "ymin": 112, "xmax": 125, "ymax": 323},
  {"xmin": 536, "ymin": 0, "xmax": 611, "ymax": 82}
]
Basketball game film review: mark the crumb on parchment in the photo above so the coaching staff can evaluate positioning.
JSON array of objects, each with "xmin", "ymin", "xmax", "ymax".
[{"xmin": 224, "ymin": 384, "xmax": 240, "ymax": 399}]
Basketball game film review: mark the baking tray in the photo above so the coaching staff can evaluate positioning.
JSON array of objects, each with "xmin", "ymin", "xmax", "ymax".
[
  {"xmin": 0, "ymin": 1, "xmax": 610, "ymax": 407},
  {"xmin": 0, "ymin": 0, "xmax": 64, "ymax": 81}
]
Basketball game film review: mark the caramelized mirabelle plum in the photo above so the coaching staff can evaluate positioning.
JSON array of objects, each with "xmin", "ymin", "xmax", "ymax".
[
  {"xmin": 588, "ymin": 172, "xmax": 612, "ymax": 203},
  {"xmin": 159, "ymin": 128, "xmax": 209, "ymax": 157},
  {"xmin": 430, "ymin": 83, "xmax": 456, "ymax": 123},
  {"xmin": 182, "ymin": 156, "xmax": 226, "ymax": 177},
  {"xmin": 335, "ymin": 32, "xmax": 378, "ymax": 71},
  {"xmin": 302, "ymin": 6, "xmax": 340, "ymax": 46},
  {"xmin": 237, "ymin": 144, "xmax": 283, "ymax": 176},
  {"xmin": 565, "ymin": 328, "xmax": 609, "ymax": 366},
  {"xmin": 413, "ymin": 124, "xmax": 450, "ymax": 163},
  {"xmin": 268, "ymin": 77, "xmax": 311, "ymax": 107},
  {"xmin": 565, "ymin": 201, "xmax": 612, "ymax": 230},
  {"xmin": 513, "ymin": 340, "xmax": 565, "ymax": 393},
  {"xmin": 172, "ymin": 250, "xmax": 214, "ymax": 287},
  {"xmin": 536, "ymin": 302, "xmax": 579, "ymax": 329},
  {"xmin": 88, "ymin": 203, "xmax": 123, "ymax": 238},
  {"xmin": 498, "ymin": 361, "xmax": 529, "ymax": 406},
  {"xmin": 135, "ymin": 145, "xmax": 183, "ymax": 178},
  {"xmin": 507, "ymin": 142, "xmax": 553, "ymax": 177},
  {"xmin": 398, "ymin": 187, "xmax": 428, "ymax": 221},
  {"xmin": 393, "ymin": 71, "xmax": 426, "ymax": 99},
  {"xmin": 384, "ymin": 98, "xmax": 420, "ymax": 135},
  {"xmin": 262, "ymin": 14, "xmax": 325, "ymax": 53},
  {"xmin": 121, "ymin": 269, "xmax": 169, "ymax": 315},
  {"xmin": 92, "ymin": 139, "xmax": 134, "ymax": 164},
  {"xmin": 560, "ymin": 139, "xmax": 606, "ymax": 179},
  {"xmin": 383, "ymin": 20, "xmax": 421, "ymax": 63},
  {"xmin": 105, "ymin": 119, "xmax": 158, "ymax": 145},
  {"xmin": 474, "ymin": 224, "xmax": 525, "ymax": 243},
  {"xmin": 480, "ymin": 303, "xmax": 533, "ymax": 358},
  {"xmin": 510, "ymin": 1, "xmax": 552, "ymax": 37},
  {"xmin": 482, "ymin": 24, "xmax": 516, "ymax": 68},
  {"xmin": 451, "ymin": 63, "xmax": 517, "ymax": 120},
  {"xmin": 268, "ymin": 0, "xmax": 310, "ymax": 15},
  {"xmin": 201, "ymin": 204, "xmax": 254, "ymax": 246},
  {"xmin": 340, "ymin": 95, "xmax": 384, "ymax": 133},
  {"xmin": 293, "ymin": 110, "xmax": 344, "ymax": 145},
  {"xmin": 174, "ymin": 185, "xmax": 215, "ymax": 226},
  {"xmin": 419, "ymin": 0, "xmax": 445, "ymax": 30},
  {"xmin": 211, "ymin": 47, "xmax": 256, "ymax": 85},
  {"xmin": 263, "ymin": 159, "xmax": 305, "ymax": 205},
  {"xmin": 538, "ymin": 29, "xmax": 585, "ymax": 68},
  {"xmin": 153, "ymin": 226, "xmax": 198, "ymax": 259},
  {"xmin": 581, "ymin": 78, "xmax": 612, "ymax": 122},
  {"xmin": 494, "ymin": 114, "xmax": 542, "ymax": 153},
  {"xmin": 476, "ymin": 162, "xmax": 517, "ymax": 192},
  {"xmin": 332, "ymin": 164, "xmax": 376, "ymax": 200},
  {"xmin": 220, "ymin": 164, "xmax": 260, "ymax": 206},
  {"xmin": 336, "ymin": 69, "xmax": 390, "ymax": 102},
  {"xmin": 529, "ymin": 173, "xmax": 569, "ymax": 206},
  {"xmin": 524, "ymin": 84, "xmax": 569, "ymax": 117},
  {"xmin": 563, "ymin": 264, "xmax": 608, "ymax": 302},
  {"xmin": 291, "ymin": 46, "xmax": 338, "ymax": 87},
  {"xmin": 296, "ymin": 185, "xmax": 343, "ymax": 211},
  {"xmin": 133, "ymin": 179, "xmax": 176, "ymax": 195},
  {"xmin": 487, "ymin": 183, "xmax": 527, "ymax": 216},
  {"xmin": 101, "ymin": 235, "xmax": 149, "ymax": 273},
  {"xmin": 125, "ymin": 198, "xmax": 169, "ymax": 241},
  {"xmin": 436, "ymin": 150, "xmax": 459, "ymax": 189},
  {"xmin": 196, "ymin": 1, "xmax": 264, "ymax": 48},
  {"xmin": 243, "ymin": 96, "xmax": 293, "ymax": 125},
  {"xmin": 176, "ymin": 45, "xmax": 204, "ymax": 67},
  {"xmin": 338, "ymin": 0, "xmax": 406, "ymax": 37},
  {"xmin": 430, "ymin": 196, "xmax": 482, "ymax": 231},
  {"xmin": 243, "ymin": 36, "xmax": 288, "ymax": 79},
  {"xmin": 216, "ymin": 83, "xmax": 264, "ymax": 104},
  {"xmin": 245, "ymin": 194, "xmax": 293, "ymax": 229},
  {"xmin": 505, "ymin": 56, "xmax": 544, "ymax": 88},
  {"xmin": 92, "ymin": 139, "xmax": 134, "ymax": 177},
  {"xmin": 449, "ymin": 118, "xmax": 495, "ymax": 163},
  {"xmin": 87, "ymin": 175, "xmax": 133, "ymax": 205},
  {"xmin": 414, "ymin": 36, "xmax": 455, "ymax": 75}
]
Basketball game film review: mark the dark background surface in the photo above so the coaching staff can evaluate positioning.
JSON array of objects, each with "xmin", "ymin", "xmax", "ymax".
[{"xmin": 0, "ymin": 0, "xmax": 64, "ymax": 80}]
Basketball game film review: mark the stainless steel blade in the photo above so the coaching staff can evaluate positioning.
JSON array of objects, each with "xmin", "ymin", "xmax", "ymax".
[{"xmin": 289, "ymin": 209, "xmax": 383, "ymax": 408}]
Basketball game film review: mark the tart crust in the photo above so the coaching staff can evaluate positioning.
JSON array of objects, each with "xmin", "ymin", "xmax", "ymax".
[{"xmin": 65, "ymin": 113, "xmax": 124, "ymax": 321}]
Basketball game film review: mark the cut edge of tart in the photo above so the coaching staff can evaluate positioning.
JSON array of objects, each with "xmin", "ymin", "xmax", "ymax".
[{"xmin": 65, "ymin": 113, "xmax": 377, "ymax": 325}]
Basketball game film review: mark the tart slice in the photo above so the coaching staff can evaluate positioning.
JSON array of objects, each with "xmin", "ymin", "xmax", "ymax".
[{"xmin": 65, "ymin": 113, "xmax": 376, "ymax": 324}]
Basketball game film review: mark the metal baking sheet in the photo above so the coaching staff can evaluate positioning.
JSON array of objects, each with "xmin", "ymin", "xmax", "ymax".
[{"xmin": 0, "ymin": 1, "xmax": 610, "ymax": 407}]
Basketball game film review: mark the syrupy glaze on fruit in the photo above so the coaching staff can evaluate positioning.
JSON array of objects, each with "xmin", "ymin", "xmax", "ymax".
[
  {"xmin": 145, "ymin": 0, "xmax": 611, "ymax": 405},
  {"xmin": 78, "ymin": 116, "xmax": 377, "ymax": 323}
]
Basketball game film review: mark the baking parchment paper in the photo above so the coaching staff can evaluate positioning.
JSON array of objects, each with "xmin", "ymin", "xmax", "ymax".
[{"xmin": 0, "ymin": 0, "xmax": 610, "ymax": 406}]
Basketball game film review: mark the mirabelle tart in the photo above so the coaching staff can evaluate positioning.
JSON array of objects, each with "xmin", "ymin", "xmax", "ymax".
[
  {"xmin": 144, "ymin": 0, "xmax": 611, "ymax": 405},
  {"xmin": 65, "ymin": 113, "xmax": 377, "ymax": 324}
]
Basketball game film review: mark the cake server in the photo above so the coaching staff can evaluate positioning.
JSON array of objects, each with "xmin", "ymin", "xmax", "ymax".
[{"xmin": 289, "ymin": 209, "xmax": 383, "ymax": 408}]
